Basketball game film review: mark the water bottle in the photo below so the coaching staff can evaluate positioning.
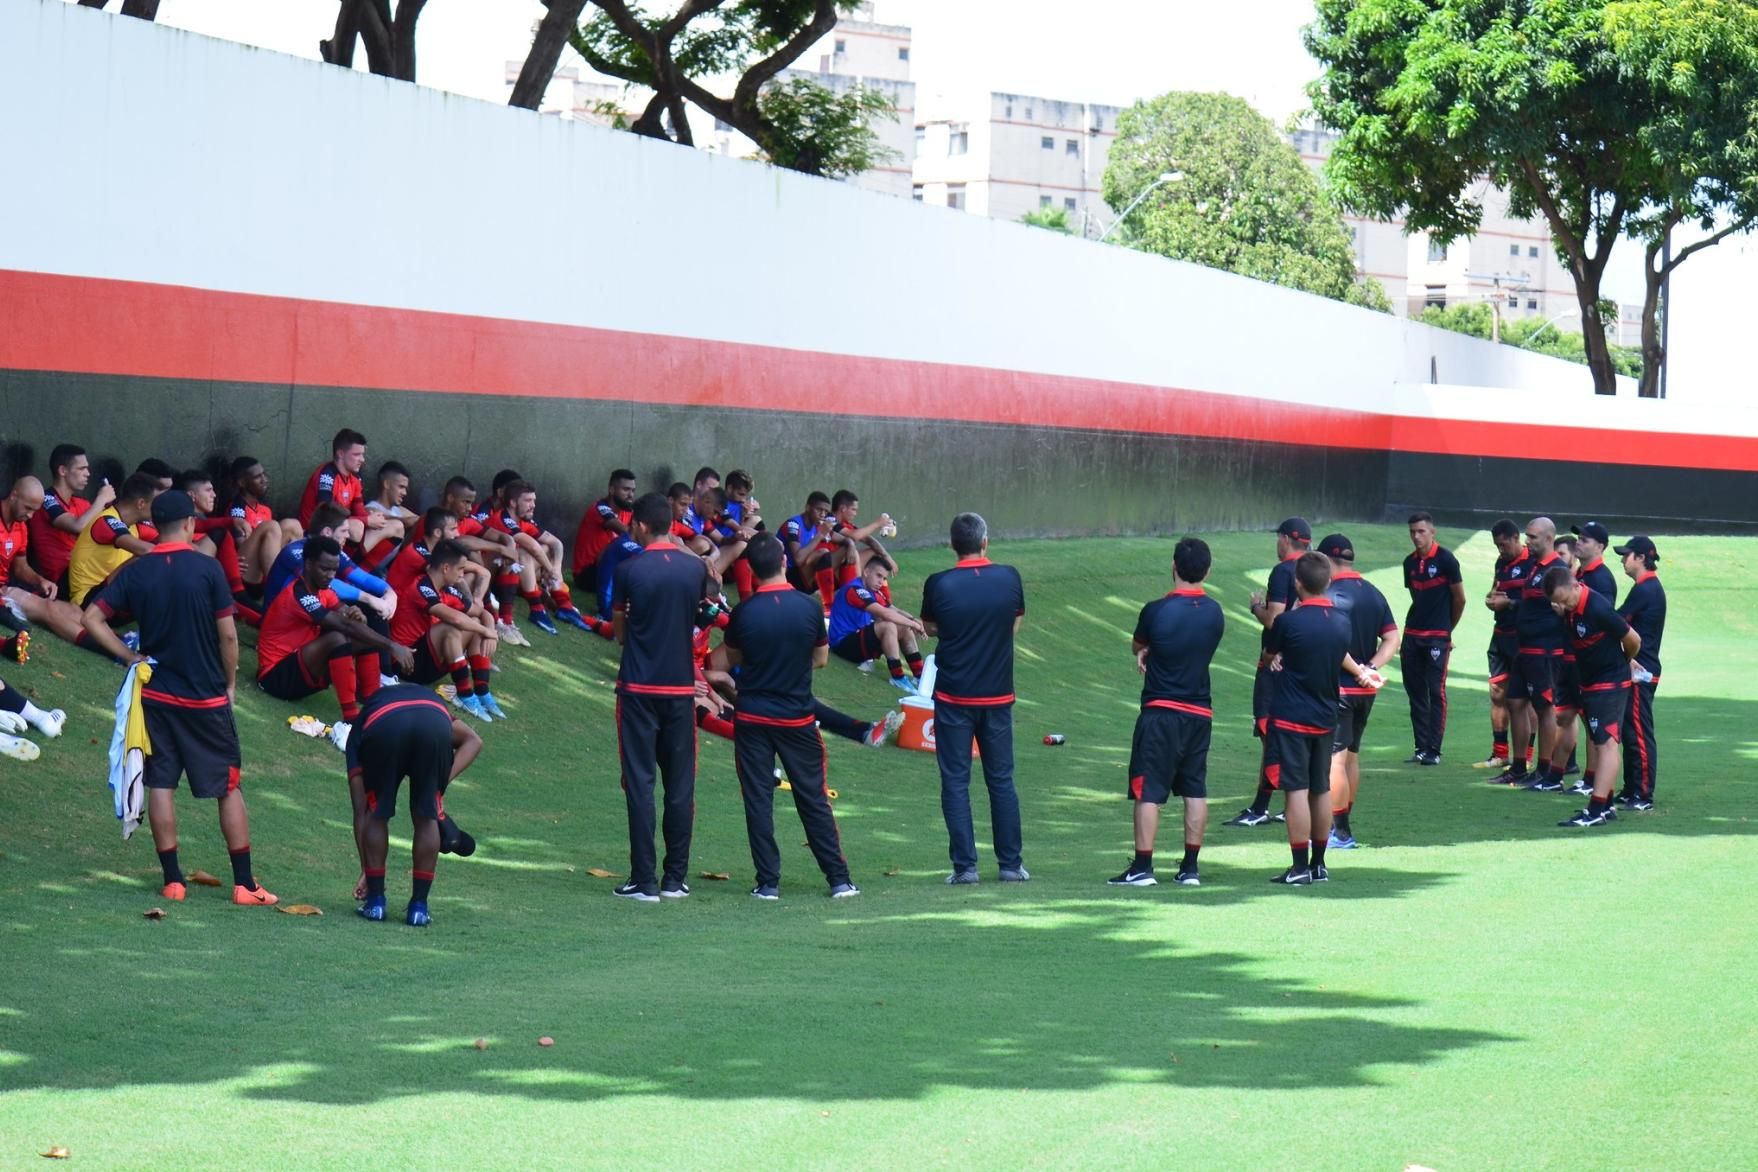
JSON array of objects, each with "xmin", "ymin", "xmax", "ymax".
[{"xmin": 1043, "ymin": 734, "xmax": 1066, "ymax": 746}]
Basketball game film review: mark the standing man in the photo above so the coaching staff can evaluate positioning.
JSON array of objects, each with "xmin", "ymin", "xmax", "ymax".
[
  {"xmin": 1263, "ymin": 552, "xmax": 1369, "ymax": 886},
  {"xmin": 1223, "ymin": 517, "xmax": 1308, "ymax": 828},
  {"xmin": 921, "ymin": 512, "xmax": 1027, "ymax": 885},
  {"xmin": 1614, "ymin": 536, "xmax": 1665, "ymax": 811},
  {"xmin": 1400, "ymin": 512, "xmax": 1465, "ymax": 765},
  {"xmin": 1109, "ymin": 537, "xmax": 1224, "ymax": 888},
  {"xmin": 81, "ymin": 490, "xmax": 278, "ymax": 906},
  {"xmin": 1318, "ymin": 535, "xmax": 1399, "ymax": 849},
  {"xmin": 1544, "ymin": 565, "xmax": 1641, "ymax": 828},
  {"xmin": 611, "ymin": 492, "xmax": 712, "ymax": 902},
  {"xmin": 714, "ymin": 534, "xmax": 859, "ymax": 901},
  {"xmin": 1478, "ymin": 519, "xmax": 1529, "ymax": 770},
  {"xmin": 1489, "ymin": 517, "xmax": 1563, "ymax": 787}
]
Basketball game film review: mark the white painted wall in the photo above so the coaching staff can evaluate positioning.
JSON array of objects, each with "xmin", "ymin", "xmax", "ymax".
[{"xmin": 2, "ymin": 0, "xmax": 1689, "ymax": 438}]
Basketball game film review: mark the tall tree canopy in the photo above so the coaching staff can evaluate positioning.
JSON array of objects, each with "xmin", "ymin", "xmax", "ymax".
[
  {"xmin": 1307, "ymin": 0, "xmax": 1758, "ymax": 396},
  {"xmin": 1103, "ymin": 91, "xmax": 1391, "ymax": 311}
]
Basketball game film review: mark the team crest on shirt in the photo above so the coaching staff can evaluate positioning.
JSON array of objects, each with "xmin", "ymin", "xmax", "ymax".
[
  {"xmin": 1588, "ymin": 716, "xmax": 1601, "ymax": 732},
  {"xmin": 1575, "ymin": 622, "xmax": 1588, "ymax": 637},
  {"xmin": 1426, "ymin": 564, "xmax": 1438, "ymax": 578},
  {"xmin": 1430, "ymin": 646, "xmax": 1442, "ymax": 662},
  {"xmin": 2, "ymin": 539, "xmax": 11, "ymax": 556}
]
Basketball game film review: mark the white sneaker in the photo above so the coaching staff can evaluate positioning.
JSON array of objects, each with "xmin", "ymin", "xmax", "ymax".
[
  {"xmin": 327, "ymin": 721, "xmax": 352, "ymax": 753},
  {"xmin": 856, "ymin": 659, "xmax": 875, "ymax": 674},
  {"xmin": 33, "ymin": 708, "xmax": 66, "ymax": 739},
  {"xmin": 378, "ymin": 674, "xmax": 401, "ymax": 688},
  {"xmin": 0, "ymin": 732, "xmax": 41, "ymax": 761},
  {"xmin": 497, "ymin": 622, "xmax": 531, "ymax": 648}
]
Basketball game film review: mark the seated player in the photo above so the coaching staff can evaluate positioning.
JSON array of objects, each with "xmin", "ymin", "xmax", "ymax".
[
  {"xmin": 828, "ymin": 560, "xmax": 926, "ymax": 692},
  {"xmin": 134, "ymin": 458, "xmax": 176, "ymax": 494},
  {"xmin": 488, "ymin": 480, "xmax": 602, "ymax": 636},
  {"xmin": 347, "ymin": 683, "xmax": 477, "ymax": 927},
  {"xmin": 779, "ymin": 491, "xmax": 833, "ymax": 600},
  {"xmin": 391, "ymin": 540, "xmax": 505, "ymax": 722},
  {"xmin": 594, "ymin": 527, "xmax": 645, "ymax": 623},
  {"xmin": 178, "ymin": 469, "xmax": 260, "ymax": 625},
  {"xmin": 256, "ymin": 536, "xmax": 414, "ymax": 723},
  {"xmin": 261, "ymin": 504, "xmax": 398, "ymax": 631},
  {"xmin": 29, "ymin": 443, "xmax": 114, "ymax": 598},
  {"xmin": 440, "ymin": 476, "xmax": 521, "ymax": 645},
  {"xmin": 572, "ymin": 469, "xmax": 636, "ymax": 593},
  {"xmin": 298, "ymin": 428, "xmax": 403, "ymax": 558},
  {"xmin": 718, "ymin": 470, "xmax": 762, "ymax": 601},
  {"xmin": 1, "ymin": 476, "xmax": 113, "ymax": 661},
  {"xmin": 225, "ymin": 457, "xmax": 301, "ymax": 605},
  {"xmin": 367, "ymin": 461, "xmax": 418, "ymax": 527},
  {"xmin": 666, "ymin": 481, "xmax": 708, "ymax": 552},
  {"xmin": 68, "ymin": 472, "xmax": 160, "ymax": 607},
  {"xmin": 389, "ymin": 508, "xmax": 491, "ymax": 603},
  {"xmin": 826, "ymin": 489, "xmax": 896, "ymax": 587},
  {"xmin": 694, "ymin": 487, "xmax": 758, "ymax": 581}
]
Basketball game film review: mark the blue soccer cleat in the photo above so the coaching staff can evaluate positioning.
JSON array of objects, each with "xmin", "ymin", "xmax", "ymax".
[
  {"xmin": 530, "ymin": 611, "xmax": 560, "ymax": 636},
  {"xmin": 477, "ymin": 692, "xmax": 508, "ymax": 720},
  {"xmin": 888, "ymin": 675, "xmax": 918, "ymax": 695},
  {"xmin": 356, "ymin": 898, "xmax": 386, "ymax": 922},
  {"xmin": 1328, "ymin": 831, "xmax": 1358, "ymax": 850},
  {"xmin": 405, "ymin": 901, "xmax": 432, "ymax": 927},
  {"xmin": 556, "ymin": 607, "xmax": 593, "ymax": 633},
  {"xmin": 458, "ymin": 694, "xmax": 494, "ymax": 724}
]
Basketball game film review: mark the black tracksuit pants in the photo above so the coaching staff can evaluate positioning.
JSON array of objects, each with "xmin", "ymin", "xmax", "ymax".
[
  {"xmin": 616, "ymin": 692, "xmax": 696, "ymax": 891},
  {"xmin": 735, "ymin": 717, "xmax": 848, "ymax": 889}
]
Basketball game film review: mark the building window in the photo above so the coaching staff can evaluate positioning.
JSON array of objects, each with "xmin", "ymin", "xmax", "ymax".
[
  {"xmin": 1528, "ymin": 245, "xmax": 1539, "ymax": 258},
  {"xmin": 1092, "ymin": 114, "xmax": 1103, "ymax": 131},
  {"xmin": 1509, "ymin": 243, "xmax": 1520, "ymax": 256},
  {"xmin": 1425, "ymin": 285, "xmax": 1446, "ymax": 309},
  {"xmin": 914, "ymin": 125, "xmax": 924, "ymax": 143},
  {"xmin": 913, "ymin": 185, "xmax": 924, "ymax": 202},
  {"xmin": 1507, "ymin": 293, "xmax": 1518, "ymax": 306},
  {"xmin": 1025, "ymin": 107, "xmax": 1034, "ymax": 120},
  {"xmin": 1527, "ymin": 298, "xmax": 1539, "ymax": 310},
  {"xmin": 947, "ymin": 185, "xmax": 965, "ymax": 210},
  {"xmin": 949, "ymin": 131, "xmax": 968, "ymax": 156},
  {"xmin": 1064, "ymin": 197, "xmax": 1077, "ymax": 212},
  {"xmin": 1039, "ymin": 195, "xmax": 1052, "ymax": 208},
  {"xmin": 1066, "ymin": 139, "xmax": 1079, "ymax": 155},
  {"xmin": 898, "ymin": 47, "xmax": 909, "ymax": 61},
  {"xmin": 1427, "ymin": 237, "xmax": 1448, "ymax": 263},
  {"xmin": 1041, "ymin": 136, "xmax": 1054, "ymax": 150},
  {"xmin": 1004, "ymin": 104, "xmax": 1012, "ymax": 119},
  {"xmin": 1349, "ymin": 226, "xmax": 1359, "ymax": 243},
  {"xmin": 834, "ymin": 38, "xmax": 846, "ymax": 52}
]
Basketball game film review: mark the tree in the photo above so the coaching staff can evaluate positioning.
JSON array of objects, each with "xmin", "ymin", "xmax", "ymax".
[
  {"xmin": 1102, "ymin": 92, "xmax": 1391, "ymax": 311},
  {"xmin": 511, "ymin": 1, "xmax": 594, "ymax": 111},
  {"xmin": 1418, "ymin": 302, "xmax": 1643, "ymax": 377},
  {"xmin": 319, "ymin": 0, "xmax": 427, "ymax": 82},
  {"xmin": 75, "ymin": 0, "xmax": 159, "ymax": 18},
  {"xmin": 563, "ymin": 1, "xmax": 895, "ymax": 178},
  {"xmin": 1019, "ymin": 207, "xmax": 1074, "ymax": 234},
  {"xmin": 1307, "ymin": 0, "xmax": 1758, "ymax": 396}
]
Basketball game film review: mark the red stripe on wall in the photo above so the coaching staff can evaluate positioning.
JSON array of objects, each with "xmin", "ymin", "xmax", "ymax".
[{"xmin": 3, "ymin": 268, "xmax": 1754, "ymax": 472}]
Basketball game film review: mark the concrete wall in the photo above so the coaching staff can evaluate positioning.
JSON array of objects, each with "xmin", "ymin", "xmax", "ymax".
[{"xmin": 2, "ymin": 0, "xmax": 1753, "ymax": 543}]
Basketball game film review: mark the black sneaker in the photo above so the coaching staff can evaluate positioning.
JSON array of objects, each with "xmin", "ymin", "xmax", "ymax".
[
  {"xmin": 613, "ymin": 882, "xmax": 659, "ymax": 902},
  {"xmin": 1172, "ymin": 868, "xmax": 1200, "ymax": 886},
  {"xmin": 1490, "ymin": 769, "xmax": 1528, "ymax": 786},
  {"xmin": 1223, "ymin": 809, "xmax": 1274, "ymax": 827},
  {"xmin": 1629, "ymin": 798, "xmax": 1654, "ymax": 812},
  {"xmin": 1558, "ymin": 808, "xmax": 1608, "ymax": 827},
  {"xmin": 751, "ymin": 884, "xmax": 779, "ymax": 901},
  {"xmin": 1272, "ymin": 812, "xmax": 1287, "ymax": 823},
  {"xmin": 1524, "ymin": 778, "xmax": 1565, "ymax": 792},
  {"xmin": 1614, "ymin": 792, "xmax": 1640, "ymax": 808},
  {"xmin": 659, "ymin": 880, "xmax": 691, "ymax": 899},
  {"xmin": 1563, "ymin": 761, "xmax": 1581, "ymax": 776},
  {"xmin": 1107, "ymin": 866, "xmax": 1157, "ymax": 887},
  {"xmin": 1565, "ymin": 781, "xmax": 1593, "ymax": 796},
  {"xmin": 1403, "ymin": 752, "xmax": 1425, "ymax": 764},
  {"xmin": 1270, "ymin": 867, "xmax": 1313, "ymax": 886},
  {"xmin": 1416, "ymin": 752, "xmax": 1442, "ymax": 766},
  {"xmin": 1311, "ymin": 863, "xmax": 1329, "ymax": 882}
]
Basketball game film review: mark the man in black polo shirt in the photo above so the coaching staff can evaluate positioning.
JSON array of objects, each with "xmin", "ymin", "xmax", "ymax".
[
  {"xmin": 1319, "ymin": 534, "xmax": 1398, "ymax": 850},
  {"xmin": 921, "ymin": 512, "xmax": 1027, "ymax": 885},
  {"xmin": 611, "ymin": 492, "xmax": 712, "ymax": 902},
  {"xmin": 1223, "ymin": 517, "xmax": 1309, "ymax": 828},
  {"xmin": 1544, "ymin": 565, "xmax": 1641, "ymax": 827},
  {"xmin": 1263, "ymin": 552, "xmax": 1372, "ymax": 886},
  {"xmin": 80, "ymin": 491, "xmax": 277, "ymax": 907},
  {"xmin": 1489, "ymin": 517, "xmax": 1563, "ymax": 787},
  {"xmin": 1560, "ymin": 522, "xmax": 1619, "ymax": 794},
  {"xmin": 1478, "ymin": 519, "xmax": 1528, "ymax": 770},
  {"xmin": 714, "ymin": 534, "xmax": 858, "ymax": 900},
  {"xmin": 1614, "ymin": 536, "xmax": 1665, "ymax": 811},
  {"xmin": 1109, "ymin": 537, "xmax": 1225, "ymax": 888},
  {"xmin": 1400, "ymin": 512, "xmax": 1464, "ymax": 765}
]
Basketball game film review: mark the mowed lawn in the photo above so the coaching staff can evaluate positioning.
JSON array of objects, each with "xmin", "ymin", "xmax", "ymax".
[{"xmin": 2, "ymin": 525, "xmax": 1754, "ymax": 1169}]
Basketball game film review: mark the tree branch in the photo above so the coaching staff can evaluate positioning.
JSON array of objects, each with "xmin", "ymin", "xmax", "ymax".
[
  {"xmin": 667, "ymin": 94, "xmax": 695, "ymax": 146},
  {"xmin": 389, "ymin": 0, "xmax": 426, "ymax": 80},
  {"xmin": 731, "ymin": 0, "xmax": 838, "ymax": 111},
  {"xmin": 510, "ymin": 0, "xmax": 590, "ymax": 111},
  {"xmin": 119, "ymin": 0, "xmax": 160, "ymax": 17},
  {"xmin": 1664, "ymin": 213, "xmax": 1758, "ymax": 272},
  {"xmin": 320, "ymin": 0, "xmax": 361, "ymax": 67}
]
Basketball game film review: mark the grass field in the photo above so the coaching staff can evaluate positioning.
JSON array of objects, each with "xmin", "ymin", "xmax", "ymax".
[{"xmin": 2, "ymin": 524, "xmax": 1755, "ymax": 1169}]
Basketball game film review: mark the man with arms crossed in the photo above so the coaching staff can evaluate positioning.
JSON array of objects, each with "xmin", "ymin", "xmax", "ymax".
[
  {"xmin": 1613, "ymin": 536, "xmax": 1665, "ymax": 811},
  {"xmin": 1400, "ymin": 512, "xmax": 1464, "ymax": 765},
  {"xmin": 1477, "ymin": 519, "xmax": 1529, "ymax": 770},
  {"xmin": 1489, "ymin": 518, "xmax": 1564, "ymax": 787},
  {"xmin": 1318, "ymin": 534, "xmax": 1398, "ymax": 849}
]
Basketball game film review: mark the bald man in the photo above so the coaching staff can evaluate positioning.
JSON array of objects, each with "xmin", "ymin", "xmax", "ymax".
[
  {"xmin": 0, "ymin": 478, "xmax": 105, "ymax": 658},
  {"xmin": 1489, "ymin": 516, "xmax": 1565, "ymax": 786}
]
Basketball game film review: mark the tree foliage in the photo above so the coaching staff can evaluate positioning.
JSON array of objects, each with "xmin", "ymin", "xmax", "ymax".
[
  {"xmin": 1418, "ymin": 303, "xmax": 1643, "ymax": 378},
  {"xmin": 1019, "ymin": 207, "xmax": 1074, "ymax": 234},
  {"xmin": 1102, "ymin": 91, "xmax": 1390, "ymax": 311},
  {"xmin": 564, "ymin": 1, "xmax": 896, "ymax": 178},
  {"xmin": 1307, "ymin": 0, "xmax": 1758, "ymax": 396}
]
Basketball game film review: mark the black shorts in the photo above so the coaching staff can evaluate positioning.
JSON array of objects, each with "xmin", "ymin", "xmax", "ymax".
[
  {"xmin": 1554, "ymin": 659, "xmax": 1582, "ymax": 714},
  {"xmin": 405, "ymin": 631, "xmax": 447, "ymax": 686},
  {"xmin": 257, "ymin": 651, "xmax": 323, "ymax": 702},
  {"xmin": 1333, "ymin": 694, "xmax": 1375, "ymax": 754},
  {"xmin": 1267, "ymin": 723, "xmax": 1331, "ymax": 794},
  {"xmin": 1126, "ymin": 705, "xmax": 1211, "ymax": 803},
  {"xmin": 1580, "ymin": 683, "xmax": 1630, "ymax": 745},
  {"xmin": 1487, "ymin": 632, "xmax": 1518, "ymax": 685},
  {"xmin": 347, "ymin": 702, "xmax": 453, "ymax": 821},
  {"xmin": 572, "ymin": 564, "xmax": 598, "ymax": 595},
  {"xmin": 832, "ymin": 626, "xmax": 882, "ymax": 664},
  {"xmin": 1251, "ymin": 665, "xmax": 1271, "ymax": 728},
  {"xmin": 142, "ymin": 703, "xmax": 241, "ymax": 798},
  {"xmin": 1506, "ymin": 651, "xmax": 1557, "ymax": 706}
]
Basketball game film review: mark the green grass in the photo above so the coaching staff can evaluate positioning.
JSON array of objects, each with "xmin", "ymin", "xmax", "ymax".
[{"xmin": 2, "ymin": 525, "xmax": 1755, "ymax": 1169}]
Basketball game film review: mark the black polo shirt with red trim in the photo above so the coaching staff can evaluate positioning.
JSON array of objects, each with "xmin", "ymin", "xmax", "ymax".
[
  {"xmin": 1402, "ymin": 544, "xmax": 1462, "ymax": 638},
  {"xmin": 1515, "ymin": 551, "xmax": 1565, "ymax": 652},
  {"xmin": 1566, "ymin": 586, "xmax": 1633, "ymax": 688},
  {"xmin": 724, "ymin": 582, "xmax": 827, "ymax": 722},
  {"xmin": 1576, "ymin": 557, "xmax": 1617, "ymax": 601},
  {"xmin": 920, "ymin": 556, "xmax": 1025, "ymax": 706},
  {"xmin": 1618, "ymin": 572, "xmax": 1666, "ymax": 678},
  {"xmin": 1264, "ymin": 596, "xmax": 1351, "ymax": 733},
  {"xmin": 93, "ymin": 543, "xmax": 234, "ymax": 709},
  {"xmin": 1492, "ymin": 549, "xmax": 1530, "ymax": 637},
  {"xmin": 1132, "ymin": 587, "xmax": 1224, "ymax": 715},
  {"xmin": 612, "ymin": 540, "xmax": 711, "ymax": 697},
  {"xmin": 1330, "ymin": 569, "xmax": 1397, "ymax": 696}
]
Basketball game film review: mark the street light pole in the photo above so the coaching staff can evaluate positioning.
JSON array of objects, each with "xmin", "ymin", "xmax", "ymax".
[{"xmin": 1098, "ymin": 171, "xmax": 1183, "ymax": 243}]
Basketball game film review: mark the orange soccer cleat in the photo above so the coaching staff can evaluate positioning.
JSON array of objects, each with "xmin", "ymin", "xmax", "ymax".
[{"xmin": 231, "ymin": 884, "xmax": 279, "ymax": 907}]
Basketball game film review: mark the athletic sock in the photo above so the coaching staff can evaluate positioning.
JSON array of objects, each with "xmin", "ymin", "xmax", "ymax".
[
  {"xmin": 1311, "ymin": 838, "xmax": 1328, "ymax": 867},
  {"xmin": 157, "ymin": 845, "xmax": 184, "ymax": 886},
  {"xmin": 1583, "ymin": 769, "xmax": 1596, "ymax": 787},
  {"xmin": 1524, "ymin": 745, "xmax": 1535, "ymax": 765},
  {"xmin": 1587, "ymin": 794, "xmax": 1611, "ymax": 815},
  {"xmin": 1248, "ymin": 779, "xmax": 1273, "ymax": 816},
  {"xmin": 1334, "ymin": 808, "xmax": 1353, "ymax": 837},
  {"xmin": 521, "ymin": 589, "xmax": 548, "ymax": 619},
  {"xmin": 1181, "ymin": 843, "xmax": 1200, "ymax": 872},
  {"xmin": 730, "ymin": 558, "xmax": 754, "ymax": 601},
  {"xmin": 494, "ymin": 581, "xmax": 518, "ymax": 620},
  {"xmin": 0, "ymin": 685, "xmax": 24, "ymax": 715},
  {"xmin": 329, "ymin": 649, "xmax": 360, "ymax": 720},
  {"xmin": 906, "ymin": 651, "xmax": 925, "ymax": 678},
  {"xmin": 815, "ymin": 566, "xmax": 836, "ymax": 610},
  {"xmin": 228, "ymin": 845, "xmax": 256, "ymax": 891},
  {"xmin": 1131, "ymin": 850, "xmax": 1153, "ymax": 872},
  {"xmin": 1291, "ymin": 840, "xmax": 1310, "ymax": 870},
  {"xmin": 356, "ymin": 651, "xmax": 382, "ymax": 701},
  {"xmin": 1566, "ymin": 750, "xmax": 1578, "ymax": 772},
  {"xmin": 549, "ymin": 583, "xmax": 574, "ymax": 611},
  {"xmin": 411, "ymin": 869, "xmax": 434, "ymax": 904},
  {"xmin": 72, "ymin": 628, "xmax": 120, "ymax": 662},
  {"xmin": 886, "ymin": 657, "xmax": 905, "ymax": 680},
  {"xmin": 448, "ymin": 657, "xmax": 474, "ymax": 697},
  {"xmin": 1493, "ymin": 729, "xmax": 1509, "ymax": 755},
  {"xmin": 470, "ymin": 655, "xmax": 492, "ymax": 695},
  {"xmin": 695, "ymin": 707, "xmax": 735, "ymax": 741},
  {"xmin": 364, "ymin": 868, "xmax": 386, "ymax": 901},
  {"xmin": 230, "ymin": 593, "xmax": 262, "ymax": 627}
]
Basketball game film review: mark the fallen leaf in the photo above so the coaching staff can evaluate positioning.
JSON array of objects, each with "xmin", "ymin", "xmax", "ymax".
[
  {"xmin": 585, "ymin": 867, "xmax": 618, "ymax": 879},
  {"xmin": 820, "ymin": 1111, "xmax": 831, "ymax": 1118},
  {"xmin": 277, "ymin": 904, "xmax": 324, "ymax": 916},
  {"xmin": 41, "ymin": 1146, "xmax": 70, "ymax": 1159},
  {"xmin": 474, "ymin": 1037, "xmax": 488, "ymax": 1050},
  {"xmin": 883, "ymin": 868, "xmax": 900, "ymax": 877},
  {"xmin": 699, "ymin": 871, "xmax": 731, "ymax": 881},
  {"xmin": 825, "ymin": 788, "xmax": 839, "ymax": 799},
  {"xmin": 189, "ymin": 870, "xmax": 223, "ymax": 887},
  {"xmin": 538, "ymin": 1036, "xmax": 555, "ymax": 1048},
  {"xmin": 50, "ymin": 671, "xmax": 65, "ymax": 679},
  {"xmin": 565, "ymin": 866, "xmax": 576, "ymax": 874},
  {"xmin": 143, "ymin": 908, "xmax": 165, "ymax": 920}
]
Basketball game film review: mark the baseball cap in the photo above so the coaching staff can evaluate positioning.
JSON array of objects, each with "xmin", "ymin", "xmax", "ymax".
[
  {"xmin": 149, "ymin": 489, "xmax": 195, "ymax": 526},
  {"xmin": 1276, "ymin": 517, "xmax": 1312, "ymax": 542},
  {"xmin": 1613, "ymin": 535, "xmax": 1659, "ymax": 562},
  {"xmin": 1317, "ymin": 533, "xmax": 1353, "ymax": 560},
  {"xmin": 1571, "ymin": 521, "xmax": 1610, "ymax": 545}
]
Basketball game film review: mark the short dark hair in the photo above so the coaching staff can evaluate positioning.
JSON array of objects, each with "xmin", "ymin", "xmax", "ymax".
[
  {"xmin": 666, "ymin": 482, "xmax": 692, "ymax": 502},
  {"xmin": 725, "ymin": 469, "xmax": 753, "ymax": 493},
  {"xmin": 746, "ymin": 532, "xmax": 785, "ymax": 579},
  {"xmin": 427, "ymin": 539, "xmax": 469, "ymax": 568},
  {"xmin": 376, "ymin": 461, "xmax": 409, "ymax": 485},
  {"xmin": 1407, "ymin": 512, "xmax": 1434, "ymax": 526},
  {"xmin": 703, "ymin": 486, "xmax": 727, "ymax": 513},
  {"xmin": 504, "ymin": 479, "xmax": 535, "ymax": 501},
  {"xmin": 1295, "ymin": 551, "xmax": 1332, "ymax": 596},
  {"xmin": 692, "ymin": 466, "xmax": 719, "ymax": 488},
  {"xmin": 806, "ymin": 491, "xmax": 830, "ymax": 510},
  {"xmin": 305, "ymin": 534, "xmax": 342, "ymax": 563},
  {"xmin": 1173, "ymin": 537, "xmax": 1211, "ymax": 584},
  {"xmin": 135, "ymin": 458, "xmax": 176, "ymax": 482},
  {"xmin": 443, "ymin": 476, "xmax": 475, "ymax": 497},
  {"xmin": 609, "ymin": 468, "xmax": 636, "ymax": 485},
  {"xmin": 230, "ymin": 455, "xmax": 261, "ymax": 479},
  {"xmin": 48, "ymin": 444, "xmax": 85, "ymax": 478},
  {"xmin": 950, "ymin": 512, "xmax": 988, "ymax": 557},
  {"xmin": 1554, "ymin": 535, "xmax": 1576, "ymax": 553},
  {"xmin": 308, "ymin": 503, "xmax": 350, "ymax": 534},
  {"xmin": 831, "ymin": 489, "xmax": 858, "ymax": 511},
  {"xmin": 1491, "ymin": 518, "xmax": 1519, "ymax": 540},
  {"xmin": 331, "ymin": 428, "xmax": 366, "ymax": 454},
  {"xmin": 491, "ymin": 469, "xmax": 521, "ymax": 493},
  {"xmin": 632, "ymin": 491, "xmax": 673, "ymax": 535},
  {"xmin": 117, "ymin": 472, "xmax": 160, "ymax": 503},
  {"xmin": 177, "ymin": 469, "xmax": 212, "ymax": 492},
  {"xmin": 422, "ymin": 506, "xmax": 450, "ymax": 539},
  {"xmin": 1541, "ymin": 563, "xmax": 1575, "ymax": 594}
]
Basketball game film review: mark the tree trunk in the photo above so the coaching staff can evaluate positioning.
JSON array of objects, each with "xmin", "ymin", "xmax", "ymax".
[
  {"xmin": 1576, "ymin": 280, "xmax": 1619, "ymax": 395},
  {"xmin": 389, "ymin": 0, "xmax": 425, "ymax": 82},
  {"xmin": 1637, "ymin": 234, "xmax": 1667, "ymax": 399},
  {"xmin": 510, "ymin": 0, "xmax": 589, "ymax": 111},
  {"xmin": 119, "ymin": 0, "xmax": 159, "ymax": 18}
]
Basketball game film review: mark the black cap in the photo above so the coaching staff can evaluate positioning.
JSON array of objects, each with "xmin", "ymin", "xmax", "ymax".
[
  {"xmin": 149, "ymin": 489, "xmax": 195, "ymax": 526},
  {"xmin": 1571, "ymin": 521, "xmax": 1610, "ymax": 545},
  {"xmin": 1276, "ymin": 517, "xmax": 1312, "ymax": 542},
  {"xmin": 1317, "ymin": 533, "xmax": 1353, "ymax": 560},
  {"xmin": 1613, "ymin": 535, "xmax": 1659, "ymax": 562}
]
